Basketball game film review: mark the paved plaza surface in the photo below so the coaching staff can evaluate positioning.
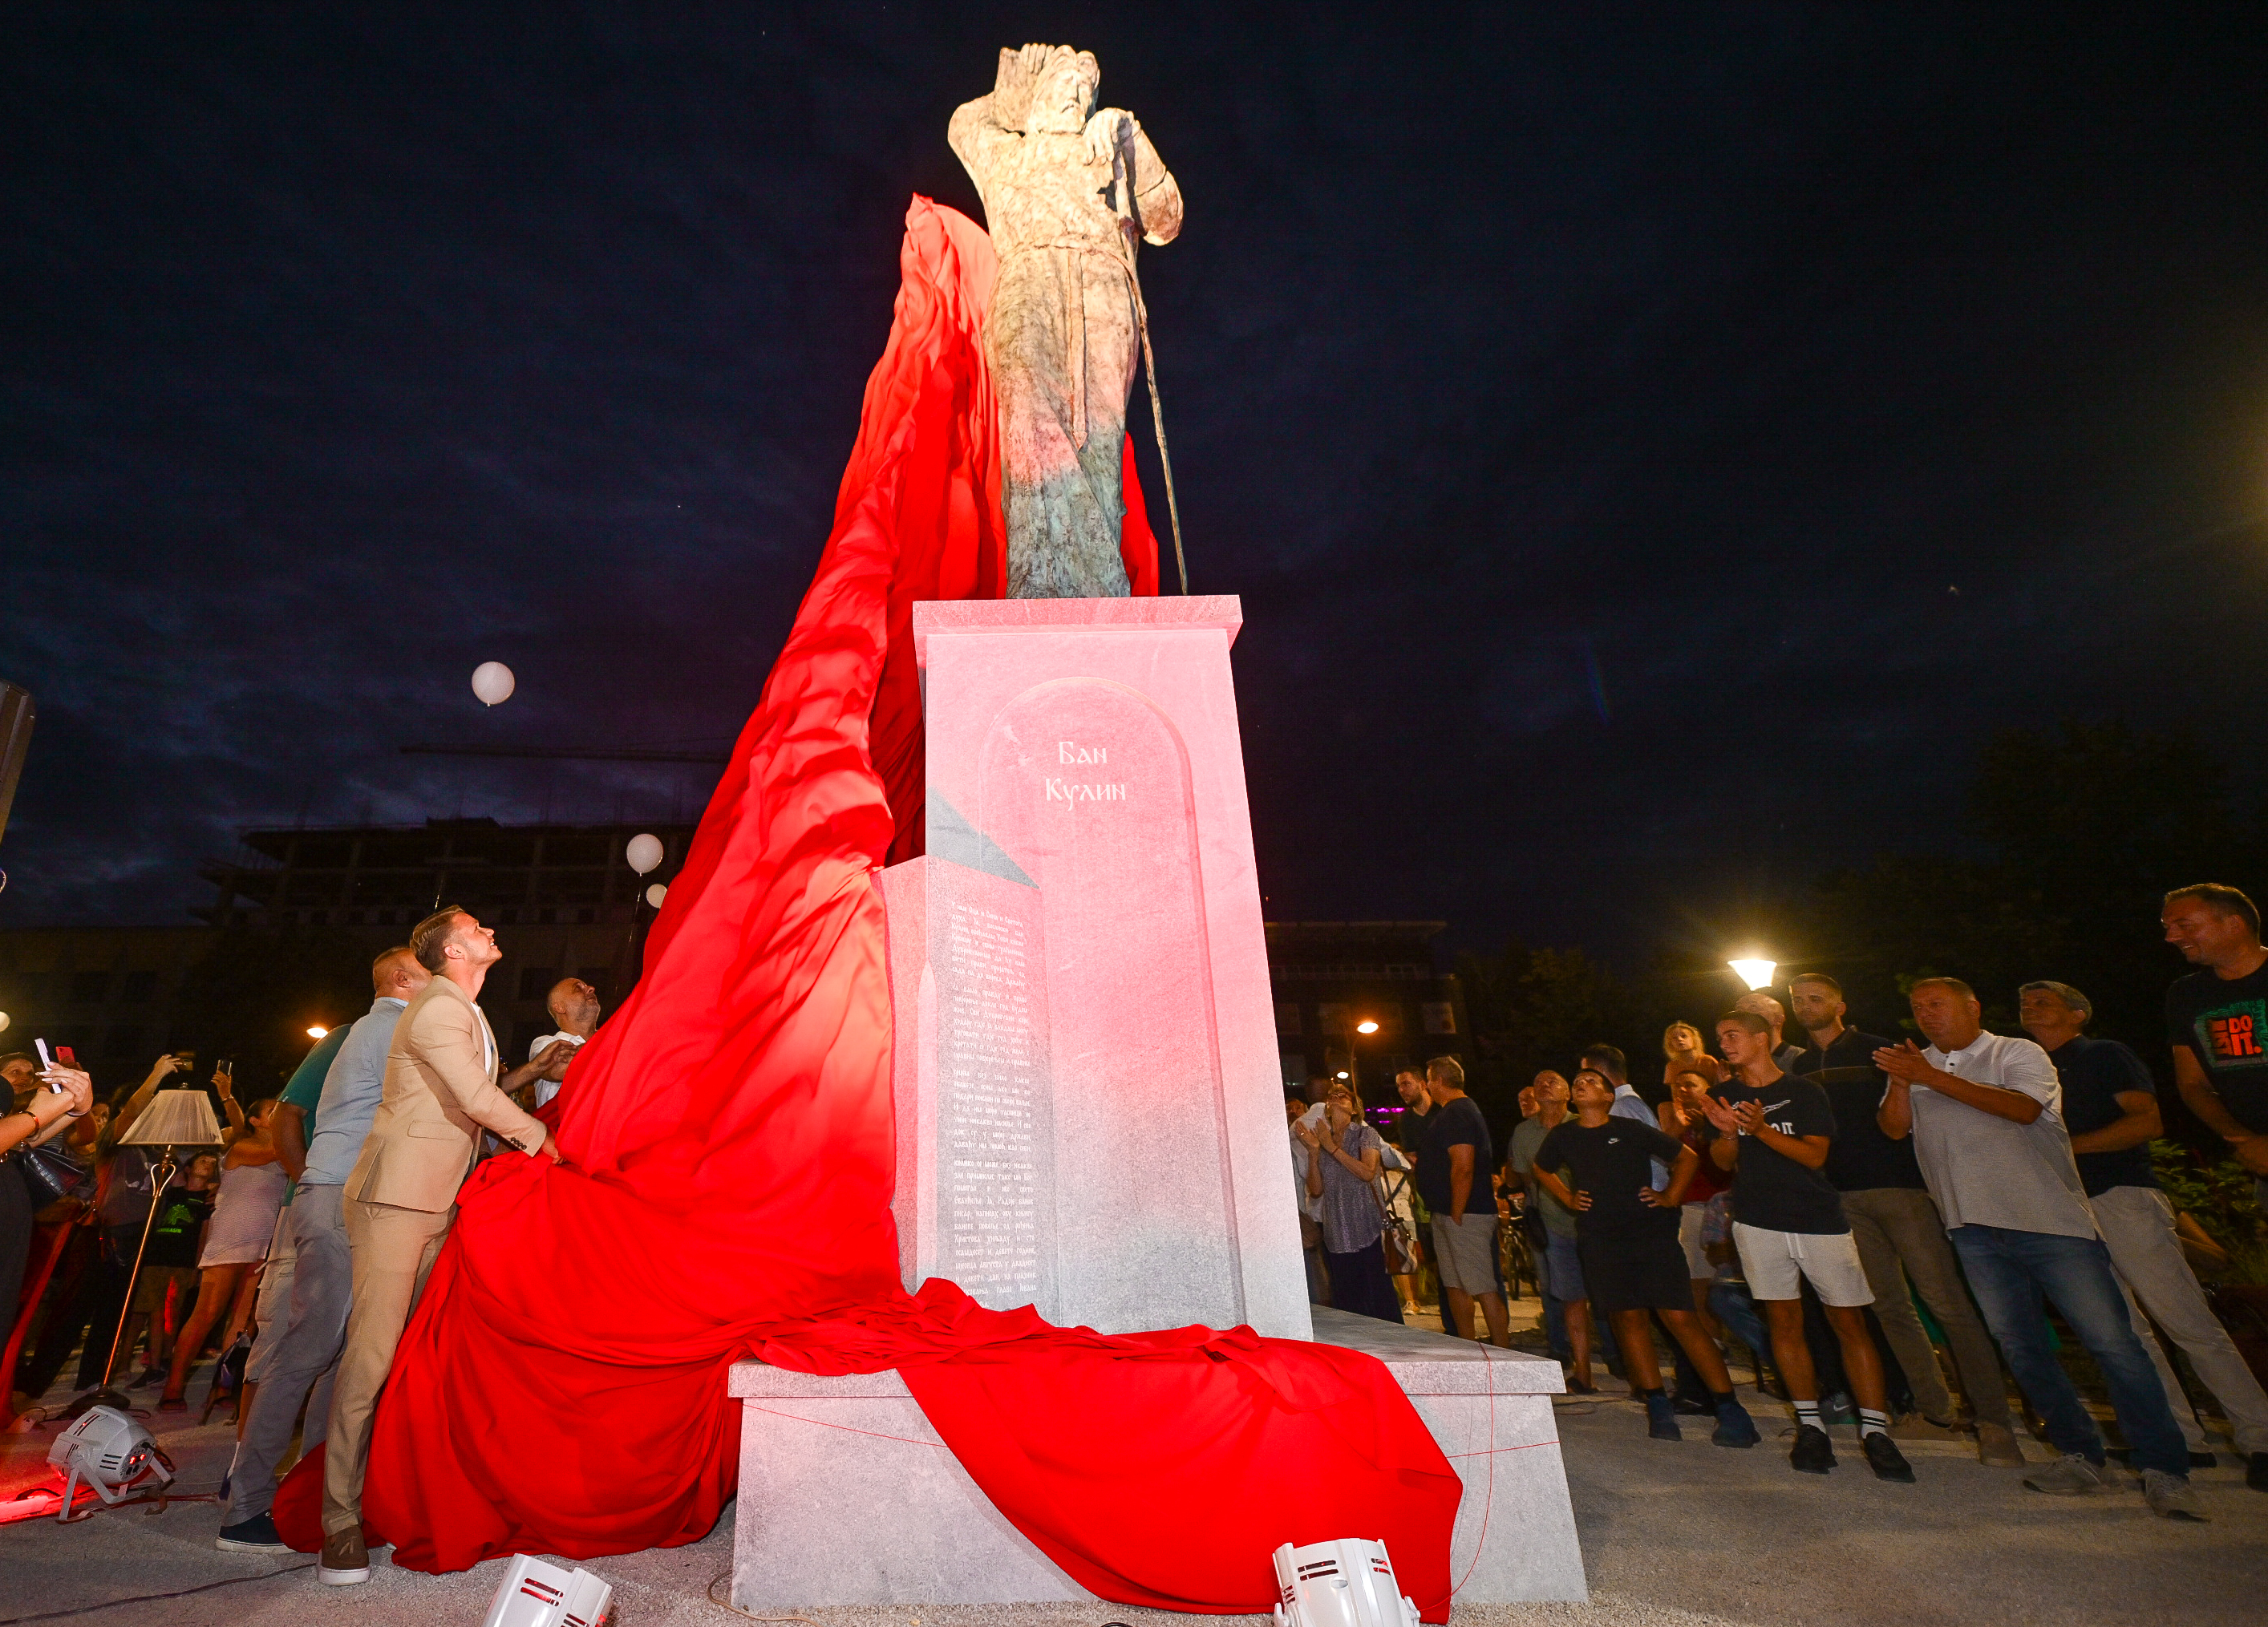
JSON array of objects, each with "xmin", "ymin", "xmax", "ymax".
[{"xmin": 6, "ymin": 1348, "xmax": 2262, "ymax": 1627}]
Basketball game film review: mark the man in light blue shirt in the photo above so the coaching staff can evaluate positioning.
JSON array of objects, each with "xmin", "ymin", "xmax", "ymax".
[{"xmin": 217, "ymin": 946, "xmax": 428, "ymax": 1548}]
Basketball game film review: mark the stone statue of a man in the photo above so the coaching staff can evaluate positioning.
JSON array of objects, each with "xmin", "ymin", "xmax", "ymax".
[{"xmin": 950, "ymin": 45, "xmax": 1183, "ymax": 598}]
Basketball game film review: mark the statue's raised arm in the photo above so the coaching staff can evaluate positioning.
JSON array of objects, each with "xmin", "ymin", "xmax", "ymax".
[{"xmin": 950, "ymin": 45, "xmax": 1182, "ymax": 598}]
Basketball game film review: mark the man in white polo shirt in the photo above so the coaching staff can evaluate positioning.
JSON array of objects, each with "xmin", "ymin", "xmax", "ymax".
[{"xmin": 1877, "ymin": 977, "xmax": 2200, "ymax": 1520}]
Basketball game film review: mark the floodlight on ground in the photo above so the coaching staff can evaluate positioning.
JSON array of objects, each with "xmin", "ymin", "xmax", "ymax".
[
  {"xmin": 1270, "ymin": 1538, "xmax": 1421, "ymax": 1627},
  {"xmin": 47, "ymin": 1406, "xmax": 174, "ymax": 1516},
  {"xmin": 482, "ymin": 1555, "xmax": 614, "ymax": 1627},
  {"xmin": 1727, "ymin": 957, "xmax": 1777, "ymax": 991},
  {"xmin": 1355, "ymin": 1018, "xmax": 1379, "ymax": 1034}
]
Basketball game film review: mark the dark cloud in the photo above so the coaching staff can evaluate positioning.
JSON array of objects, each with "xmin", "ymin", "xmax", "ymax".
[{"xmin": 4, "ymin": 4, "xmax": 2266, "ymax": 967}]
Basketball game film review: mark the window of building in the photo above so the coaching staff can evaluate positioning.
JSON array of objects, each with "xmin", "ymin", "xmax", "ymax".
[
  {"xmin": 1280, "ymin": 1054, "xmax": 1306, "ymax": 1087},
  {"xmin": 1422, "ymin": 1002, "xmax": 1457, "ymax": 1035},
  {"xmin": 1274, "ymin": 1002, "xmax": 1301, "ymax": 1036}
]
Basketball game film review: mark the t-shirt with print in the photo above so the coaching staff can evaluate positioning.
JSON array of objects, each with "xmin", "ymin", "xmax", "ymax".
[
  {"xmin": 1707, "ymin": 1073, "xmax": 1849, "ymax": 1235},
  {"xmin": 1415, "ymin": 1095, "xmax": 1493, "ymax": 1218},
  {"xmin": 2046, "ymin": 1034, "xmax": 2158, "ymax": 1197},
  {"xmin": 143, "ymin": 1185, "xmax": 214, "ymax": 1269},
  {"xmin": 1533, "ymin": 1117, "xmax": 1686, "ymax": 1241},
  {"xmin": 2167, "ymin": 962, "xmax": 2268, "ymax": 1135}
]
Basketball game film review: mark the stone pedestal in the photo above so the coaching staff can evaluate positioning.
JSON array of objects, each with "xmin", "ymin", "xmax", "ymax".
[
  {"xmin": 884, "ymin": 596, "xmax": 1310, "ymax": 1341},
  {"xmin": 728, "ymin": 1310, "xmax": 1586, "ymax": 1609},
  {"xmin": 729, "ymin": 597, "xmax": 1587, "ymax": 1607}
]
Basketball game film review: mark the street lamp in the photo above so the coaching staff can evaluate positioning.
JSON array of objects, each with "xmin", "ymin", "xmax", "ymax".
[
  {"xmin": 306, "ymin": 1026, "xmax": 329, "ymax": 1040},
  {"xmin": 1355, "ymin": 1019, "xmax": 1379, "ymax": 1034},
  {"xmin": 1727, "ymin": 957, "xmax": 1777, "ymax": 991}
]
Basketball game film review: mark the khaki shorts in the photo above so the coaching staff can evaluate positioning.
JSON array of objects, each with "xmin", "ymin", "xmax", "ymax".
[
  {"xmin": 1430, "ymin": 1212, "xmax": 1500, "ymax": 1295},
  {"xmin": 1732, "ymin": 1221, "xmax": 1873, "ymax": 1307}
]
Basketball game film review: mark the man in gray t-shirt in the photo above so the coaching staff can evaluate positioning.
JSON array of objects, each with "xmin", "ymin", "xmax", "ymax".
[
  {"xmin": 1877, "ymin": 977, "xmax": 2197, "ymax": 1516},
  {"xmin": 1508, "ymin": 1071, "xmax": 1595, "ymax": 1386}
]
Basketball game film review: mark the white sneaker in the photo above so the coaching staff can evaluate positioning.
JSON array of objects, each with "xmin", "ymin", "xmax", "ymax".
[
  {"xmin": 2143, "ymin": 1469, "xmax": 2208, "ymax": 1521},
  {"xmin": 2022, "ymin": 1452, "xmax": 2105, "ymax": 1495}
]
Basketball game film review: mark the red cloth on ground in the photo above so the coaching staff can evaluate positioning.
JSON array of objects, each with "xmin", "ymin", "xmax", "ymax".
[{"xmin": 272, "ymin": 197, "xmax": 1459, "ymax": 1618}]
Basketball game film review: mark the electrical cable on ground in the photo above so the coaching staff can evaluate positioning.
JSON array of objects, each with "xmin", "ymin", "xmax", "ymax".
[{"xmin": 0, "ymin": 1562, "xmax": 314, "ymax": 1624}]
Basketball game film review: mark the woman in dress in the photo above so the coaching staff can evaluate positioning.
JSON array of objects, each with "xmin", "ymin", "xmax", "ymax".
[
  {"xmin": 1293, "ymin": 1083, "xmax": 1403, "ymax": 1324},
  {"xmin": 157, "ymin": 1083, "xmax": 286, "ymax": 1410}
]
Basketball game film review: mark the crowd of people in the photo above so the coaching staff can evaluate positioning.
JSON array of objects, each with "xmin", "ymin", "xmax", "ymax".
[
  {"xmin": 1292, "ymin": 882, "xmax": 2268, "ymax": 1523},
  {"xmin": 1, "ymin": 906, "xmax": 593, "ymax": 1584}
]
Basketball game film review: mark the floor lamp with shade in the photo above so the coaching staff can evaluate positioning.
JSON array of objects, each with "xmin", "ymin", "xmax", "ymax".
[{"xmin": 66, "ymin": 1091, "xmax": 225, "ymax": 1418}]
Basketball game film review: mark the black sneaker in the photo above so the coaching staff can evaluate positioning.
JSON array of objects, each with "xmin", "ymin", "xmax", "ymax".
[
  {"xmin": 1862, "ymin": 1431, "xmax": 1916, "ymax": 1483},
  {"xmin": 1790, "ymin": 1423, "xmax": 1837, "ymax": 1475},
  {"xmin": 215, "ymin": 1512, "xmax": 290, "ymax": 1554},
  {"xmin": 2247, "ymin": 1451, "xmax": 2267, "ymax": 1492},
  {"xmin": 1643, "ymin": 1393, "xmax": 1683, "ymax": 1441}
]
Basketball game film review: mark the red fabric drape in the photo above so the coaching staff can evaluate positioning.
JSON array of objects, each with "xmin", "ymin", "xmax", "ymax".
[{"xmin": 272, "ymin": 198, "xmax": 1458, "ymax": 1618}]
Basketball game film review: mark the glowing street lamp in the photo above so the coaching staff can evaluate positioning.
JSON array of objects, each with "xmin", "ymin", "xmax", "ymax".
[
  {"xmin": 1355, "ymin": 1019, "xmax": 1379, "ymax": 1034},
  {"xmin": 1727, "ymin": 958, "xmax": 1777, "ymax": 992},
  {"xmin": 306, "ymin": 1026, "xmax": 329, "ymax": 1040}
]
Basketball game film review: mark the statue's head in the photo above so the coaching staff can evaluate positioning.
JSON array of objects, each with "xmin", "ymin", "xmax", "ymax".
[{"xmin": 1012, "ymin": 45, "xmax": 1099, "ymax": 134}]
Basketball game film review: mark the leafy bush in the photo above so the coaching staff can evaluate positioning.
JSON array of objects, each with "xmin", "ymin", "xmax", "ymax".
[{"xmin": 2149, "ymin": 1139, "xmax": 2264, "ymax": 1250}]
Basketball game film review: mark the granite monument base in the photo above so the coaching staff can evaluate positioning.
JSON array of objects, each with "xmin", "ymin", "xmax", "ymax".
[{"xmin": 727, "ymin": 1309, "xmax": 1587, "ymax": 1609}]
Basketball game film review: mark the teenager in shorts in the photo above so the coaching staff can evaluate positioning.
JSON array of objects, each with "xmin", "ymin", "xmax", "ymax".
[
  {"xmin": 1700, "ymin": 1010, "xmax": 1915, "ymax": 1483},
  {"xmin": 1530, "ymin": 1071, "xmax": 1761, "ymax": 1447}
]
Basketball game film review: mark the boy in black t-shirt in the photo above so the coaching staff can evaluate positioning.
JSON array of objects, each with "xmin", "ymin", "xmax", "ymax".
[
  {"xmin": 1701, "ymin": 1011, "xmax": 1914, "ymax": 1483},
  {"xmin": 1532, "ymin": 1072, "xmax": 1760, "ymax": 1447}
]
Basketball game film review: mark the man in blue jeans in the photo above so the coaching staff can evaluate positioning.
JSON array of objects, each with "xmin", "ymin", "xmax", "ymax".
[{"xmin": 1877, "ymin": 977, "xmax": 2201, "ymax": 1520}]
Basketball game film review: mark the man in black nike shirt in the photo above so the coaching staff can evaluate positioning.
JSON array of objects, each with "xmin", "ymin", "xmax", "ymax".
[{"xmin": 1530, "ymin": 1071, "xmax": 1760, "ymax": 1448}]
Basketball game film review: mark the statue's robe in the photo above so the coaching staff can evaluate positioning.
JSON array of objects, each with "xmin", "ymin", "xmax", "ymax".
[{"xmin": 950, "ymin": 96, "xmax": 1181, "ymax": 598}]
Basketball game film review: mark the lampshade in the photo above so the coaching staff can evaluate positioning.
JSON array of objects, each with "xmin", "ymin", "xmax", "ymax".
[{"xmin": 118, "ymin": 1090, "xmax": 226, "ymax": 1148}]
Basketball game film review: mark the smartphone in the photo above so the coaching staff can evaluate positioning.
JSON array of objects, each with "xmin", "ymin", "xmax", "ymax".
[
  {"xmin": 56, "ymin": 1045, "xmax": 78, "ymax": 1069},
  {"xmin": 217, "ymin": 1059, "xmax": 233, "ymax": 1083},
  {"xmin": 34, "ymin": 1038, "xmax": 64, "ymax": 1091}
]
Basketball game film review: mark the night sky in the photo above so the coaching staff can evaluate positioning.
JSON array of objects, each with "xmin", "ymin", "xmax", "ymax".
[{"xmin": 6, "ymin": 5, "xmax": 2266, "ymax": 969}]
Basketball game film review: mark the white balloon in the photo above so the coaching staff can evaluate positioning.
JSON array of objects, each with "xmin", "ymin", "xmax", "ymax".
[
  {"xmin": 645, "ymin": 883, "xmax": 668, "ymax": 909},
  {"xmin": 0, "ymin": 1010, "xmax": 10, "ymax": 1034},
  {"xmin": 625, "ymin": 833, "xmax": 664, "ymax": 875},
  {"xmin": 470, "ymin": 661, "xmax": 516, "ymax": 706}
]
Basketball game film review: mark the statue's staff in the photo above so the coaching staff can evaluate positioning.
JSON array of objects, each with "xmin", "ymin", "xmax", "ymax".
[{"xmin": 1106, "ymin": 115, "xmax": 1189, "ymax": 595}]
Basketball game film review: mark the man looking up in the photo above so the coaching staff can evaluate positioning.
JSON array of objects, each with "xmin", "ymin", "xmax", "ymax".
[
  {"xmin": 1528, "ymin": 1070, "xmax": 1760, "ymax": 1448},
  {"xmin": 524, "ymin": 976, "xmax": 601, "ymax": 1109},
  {"xmin": 1509, "ymin": 1071, "xmax": 1593, "ymax": 1387},
  {"xmin": 1415, "ymin": 1055, "xmax": 1508, "ymax": 1348},
  {"xmin": 1789, "ymin": 973, "xmax": 2019, "ymax": 1465},
  {"xmin": 319, "ymin": 909, "xmax": 568, "ymax": 1585},
  {"xmin": 2021, "ymin": 978, "xmax": 2268, "ymax": 1489},
  {"xmin": 1735, "ymin": 991, "xmax": 1806, "ymax": 1072},
  {"xmin": 1702, "ymin": 1011, "xmax": 1913, "ymax": 1482},
  {"xmin": 217, "ymin": 948, "xmax": 423, "ymax": 1552},
  {"xmin": 1877, "ymin": 979, "xmax": 2200, "ymax": 1518}
]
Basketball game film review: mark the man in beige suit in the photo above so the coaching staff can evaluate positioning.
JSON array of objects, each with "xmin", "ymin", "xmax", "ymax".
[{"xmin": 318, "ymin": 905, "xmax": 573, "ymax": 1585}]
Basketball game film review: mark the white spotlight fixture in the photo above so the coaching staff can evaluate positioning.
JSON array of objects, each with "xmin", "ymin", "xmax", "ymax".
[
  {"xmin": 1270, "ymin": 1538, "xmax": 1421, "ymax": 1627},
  {"xmin": 1727, "ymin": 957, "xmax": 1777, "ymax": 991},
  {"xmin": 47, "ymin": 1406, "xmax": 174, "ymax": 1516},
  {"xmin": 481, "ymin": 1555, "xmax": 614, "ymax": 1627}
]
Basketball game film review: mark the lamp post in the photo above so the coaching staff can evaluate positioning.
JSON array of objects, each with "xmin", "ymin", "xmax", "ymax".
[
  {"xmin": 1727, "ymin": 957, "xmax": 1777, "ymax": 992},
  {"xmin": 1336, "ymin": 1016, "xmax": 1381, "ymax": 1101}
]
